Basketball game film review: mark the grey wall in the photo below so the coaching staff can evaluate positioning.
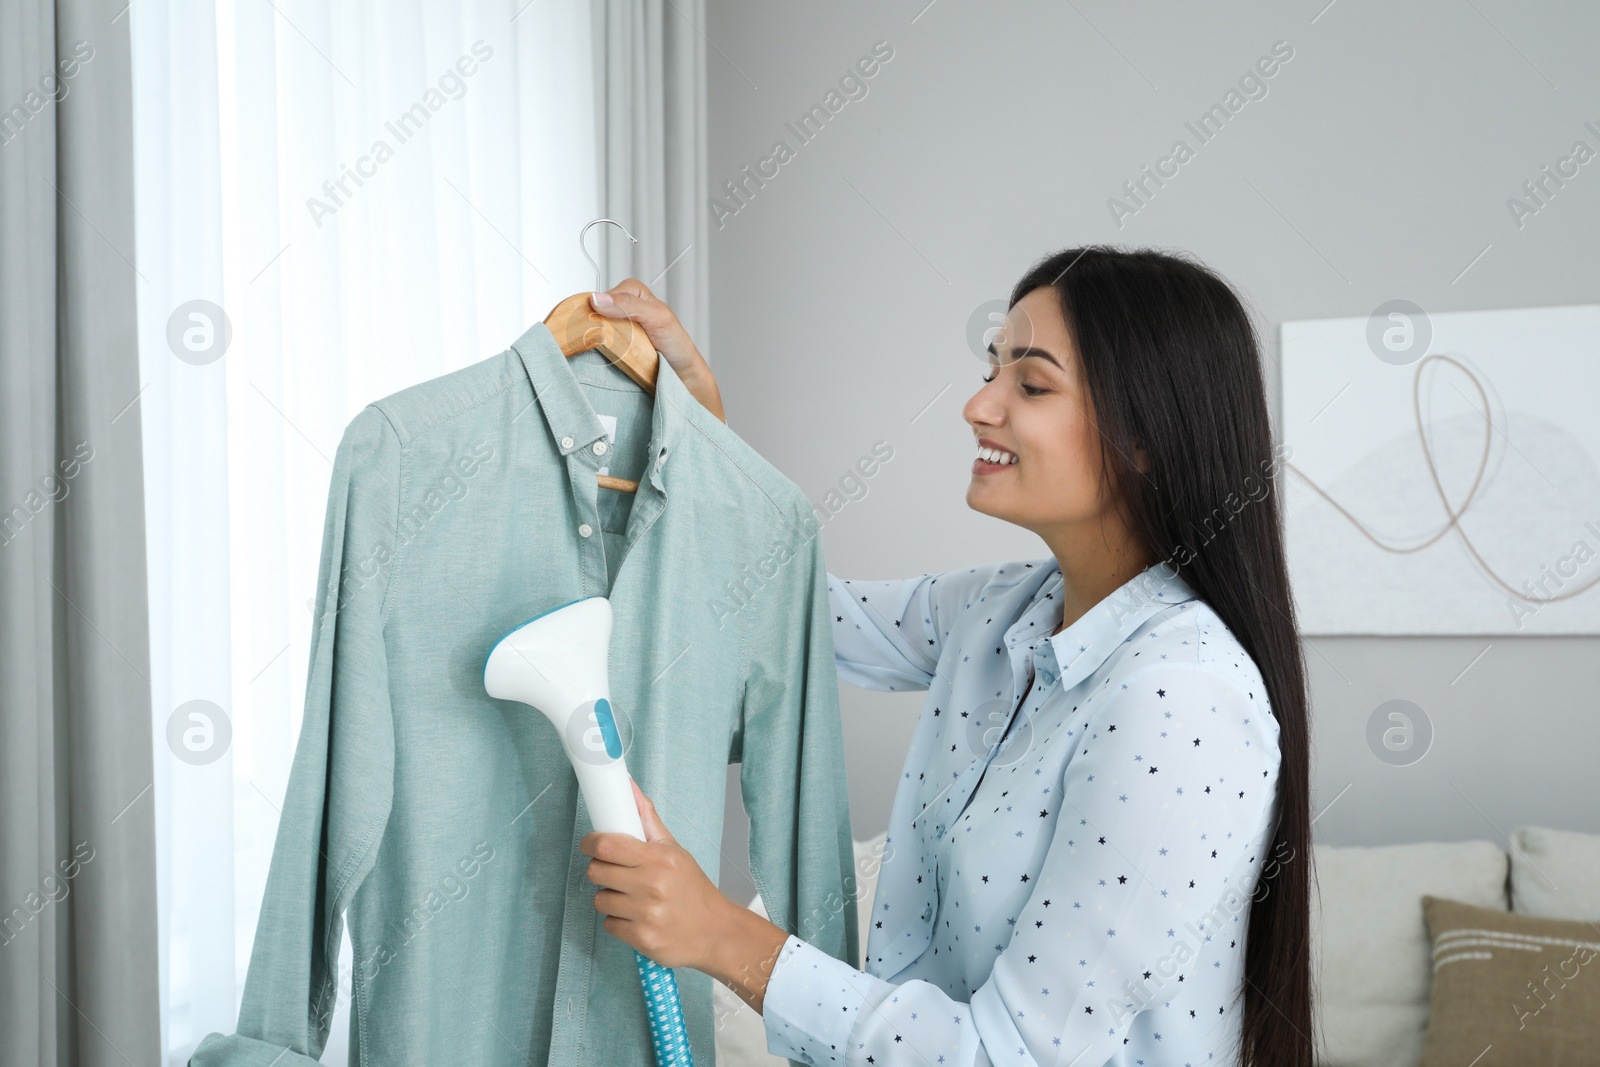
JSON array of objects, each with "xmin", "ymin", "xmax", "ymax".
[{"xmin": 707, "ymin": 0, "xmax": 1600, "ymax": 904}]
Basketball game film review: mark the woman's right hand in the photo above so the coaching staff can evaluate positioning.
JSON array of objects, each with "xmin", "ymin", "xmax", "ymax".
[{"xmin": 588, "ymin": 280, "xmax": 725, "ymax": 424}]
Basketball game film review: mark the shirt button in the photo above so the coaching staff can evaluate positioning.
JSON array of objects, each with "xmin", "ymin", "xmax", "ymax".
[
  {"xmin": 593, "ymin": 441, "xmax": 608, "ymax": 455},
  {"xmin": 578, "ymin": 523, "xmax": 593, "ymax": 537},
  {"xmin": 560, "ymin": 435, "xmax": 574, "ymax": 449}
]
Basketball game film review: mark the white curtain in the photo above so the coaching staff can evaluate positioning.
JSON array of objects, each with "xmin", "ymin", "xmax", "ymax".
[{"xmin": 128, "ymin": 2, "xmax": 639, "ymax": 1062}]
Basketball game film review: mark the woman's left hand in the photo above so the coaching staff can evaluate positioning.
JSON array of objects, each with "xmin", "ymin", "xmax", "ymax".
[{"xmin": 580, "ymin": 778, "xmax": 731, "ymax": 971}]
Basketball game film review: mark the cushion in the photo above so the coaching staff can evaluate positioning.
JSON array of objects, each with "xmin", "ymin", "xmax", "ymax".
[
  {"xmin": 1509, "ymin": 826, "xmax": 1600, "ymax": 922},
  {"xmin": 1311, "ymin": 840, "xmax": 1509, "ymax": 1067},
  {"xmin": 713, "ymin": 831, "xmax": 887, "ymax": 1065},
  {"xmin": 1417, "ymin": 894, "xmax": 1600, "ymax": 1066}
]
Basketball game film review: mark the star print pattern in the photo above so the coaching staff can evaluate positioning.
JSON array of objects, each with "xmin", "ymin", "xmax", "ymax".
[{"xmin": 762, "ymin": 559, "xmax": 1283, "ymax": 1067}]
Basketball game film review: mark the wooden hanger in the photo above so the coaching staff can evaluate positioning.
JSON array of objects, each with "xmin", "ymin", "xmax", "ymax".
[{"xmin": 542, "ymin": 219, "xmax": 661, "ymax": 494}]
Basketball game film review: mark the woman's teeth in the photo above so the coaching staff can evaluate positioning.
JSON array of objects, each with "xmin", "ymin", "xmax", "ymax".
[{"xmin": 978, "ymin": 447, "xmax": 1017, "ymax": 465}]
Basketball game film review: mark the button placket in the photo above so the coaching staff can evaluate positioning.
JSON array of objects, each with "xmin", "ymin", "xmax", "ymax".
[{"xmin": 559, "ymin": 426, "xmax": 608, "ymax": 594}]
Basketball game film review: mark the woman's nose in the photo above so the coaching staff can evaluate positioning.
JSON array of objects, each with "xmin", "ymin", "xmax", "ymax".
[{"xmin": 963, "ymin": 377, "xmax": 1003, "ymax": 429}]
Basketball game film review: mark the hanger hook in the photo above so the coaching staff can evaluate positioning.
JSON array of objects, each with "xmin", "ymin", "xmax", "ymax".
[{"xmin": 581, "ymin": 218, "xmax": 638, "ymax": 292}]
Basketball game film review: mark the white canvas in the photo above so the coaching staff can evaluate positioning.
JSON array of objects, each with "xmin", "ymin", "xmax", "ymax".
[{"xmin": 1281, "ymin": 303, "xmax": 1600, "ymax": 635}]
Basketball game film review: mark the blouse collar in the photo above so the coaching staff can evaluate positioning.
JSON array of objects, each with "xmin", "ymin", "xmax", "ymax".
[{"xmin": 1041, "ymin": 560, "xmax": 1200, "ymax": 695}]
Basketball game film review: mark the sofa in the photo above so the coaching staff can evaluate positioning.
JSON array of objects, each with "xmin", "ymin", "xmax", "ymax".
[{"xmin": 712, "ymin": 826, "xmax": 1600, "ymax": 1066}]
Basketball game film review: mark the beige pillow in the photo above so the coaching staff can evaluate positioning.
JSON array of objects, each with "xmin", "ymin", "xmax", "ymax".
[
  {"xmin": 1510, "ymin": 826, "xmax": 1600, "ymax": 922},
  {"xmin": 1311, "ymin": 840, "xmax": 1508, "ymax": 1067},
  {"xmin": 1418, "ymin": 895, "xmax": 1600, "ymax": 1066}
]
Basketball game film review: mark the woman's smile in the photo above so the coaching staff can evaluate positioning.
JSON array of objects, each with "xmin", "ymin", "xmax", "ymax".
[{"xmin": 972, "ymin": 436, "xmax": 1019, "ymax": 474}]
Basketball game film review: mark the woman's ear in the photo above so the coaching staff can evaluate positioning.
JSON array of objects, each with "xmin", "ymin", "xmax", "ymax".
[{"xmin": 1131, "ymin": 437, "xmax": 1151, "ymax": 476}]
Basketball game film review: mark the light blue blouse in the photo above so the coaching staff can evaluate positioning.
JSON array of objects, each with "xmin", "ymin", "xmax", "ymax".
[{"xmin": 761, "ymin": 558, "xmax": 1284, "ymax": 1067}]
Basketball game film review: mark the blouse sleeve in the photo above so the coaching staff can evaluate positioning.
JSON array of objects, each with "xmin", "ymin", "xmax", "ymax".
[
  {"xmin": 825, "ymin": 568, "xmax": 990, "ymax": 693},
  {"xmin": 760, "ymin": 662, "xmax": 1283, "ymax": 1067}
]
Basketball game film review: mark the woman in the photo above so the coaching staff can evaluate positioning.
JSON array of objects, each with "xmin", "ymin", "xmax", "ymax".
[{"xmin": 578, "ymin": 245, "xmax": 1314, "ymax": 1067}]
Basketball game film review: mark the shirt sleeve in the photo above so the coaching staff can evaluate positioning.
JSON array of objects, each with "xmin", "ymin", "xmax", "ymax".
[
  {"xmin": 190, "ymin": 406, "xmax": 402, "ymax": 1066},
  {"xmin": 738, "ymin": 515, "xmax": 862, "ymax": 1058},
  {"xmin": 760, "ymin": 662, "xmax": 1282, "ymax": 1067},
  {"xmin": 826, "ymin": 568, "xmax": 990, "ymax": 692}
]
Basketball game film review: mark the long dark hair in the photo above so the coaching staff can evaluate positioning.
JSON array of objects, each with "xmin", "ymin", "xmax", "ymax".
[{"xmin": 1009, "ymin": 246, "xmax": 1315, "ymax": 1066}]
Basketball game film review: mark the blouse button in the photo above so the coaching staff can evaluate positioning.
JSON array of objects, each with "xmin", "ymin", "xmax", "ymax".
[
  {"xmin": 578, "ymin": 523, "xmax": 593, "ymax": 537},
  {"xmin": 560, "ymin": 435, "xmax": 574, "ymax": 449},
  {"xmin": 593, "ymin": 441, "xmax": 608, "ymax": 455}
]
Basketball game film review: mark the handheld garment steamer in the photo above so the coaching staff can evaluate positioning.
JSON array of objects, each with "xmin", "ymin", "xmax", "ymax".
[{"xmin": 483, "ymin": 596, "xmax": 694, "ymax": 1067}]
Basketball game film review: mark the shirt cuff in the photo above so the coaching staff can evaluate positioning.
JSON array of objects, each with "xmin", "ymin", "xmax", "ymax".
[{"xmin": 762, "ymin": 933, "xmax": 888, "ymax": 1065}]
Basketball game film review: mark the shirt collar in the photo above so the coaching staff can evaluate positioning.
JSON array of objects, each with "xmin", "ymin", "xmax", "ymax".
[
  {"xmin": 510, "ymin": 319, "xmax": 688, "ymax": 491},
  {"xmin": 1040, "ymin": 560, "xmax": 1200, "ymax": 692}
]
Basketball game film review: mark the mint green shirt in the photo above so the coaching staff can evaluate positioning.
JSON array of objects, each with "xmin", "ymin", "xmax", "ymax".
[{"xmin": 190, "ymin": 321, "xmax": 858, "ymax": 1066}]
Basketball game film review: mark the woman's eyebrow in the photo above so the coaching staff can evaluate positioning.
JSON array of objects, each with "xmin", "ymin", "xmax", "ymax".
[{"xmin": 986, "ymin": 342, "xmax": 1064, "ymax": 370}]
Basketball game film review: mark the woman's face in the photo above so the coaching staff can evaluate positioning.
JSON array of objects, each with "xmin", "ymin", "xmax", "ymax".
[{"xmin": 962, "ymin": 288, "xmax": 1136, "ymax": 542}]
